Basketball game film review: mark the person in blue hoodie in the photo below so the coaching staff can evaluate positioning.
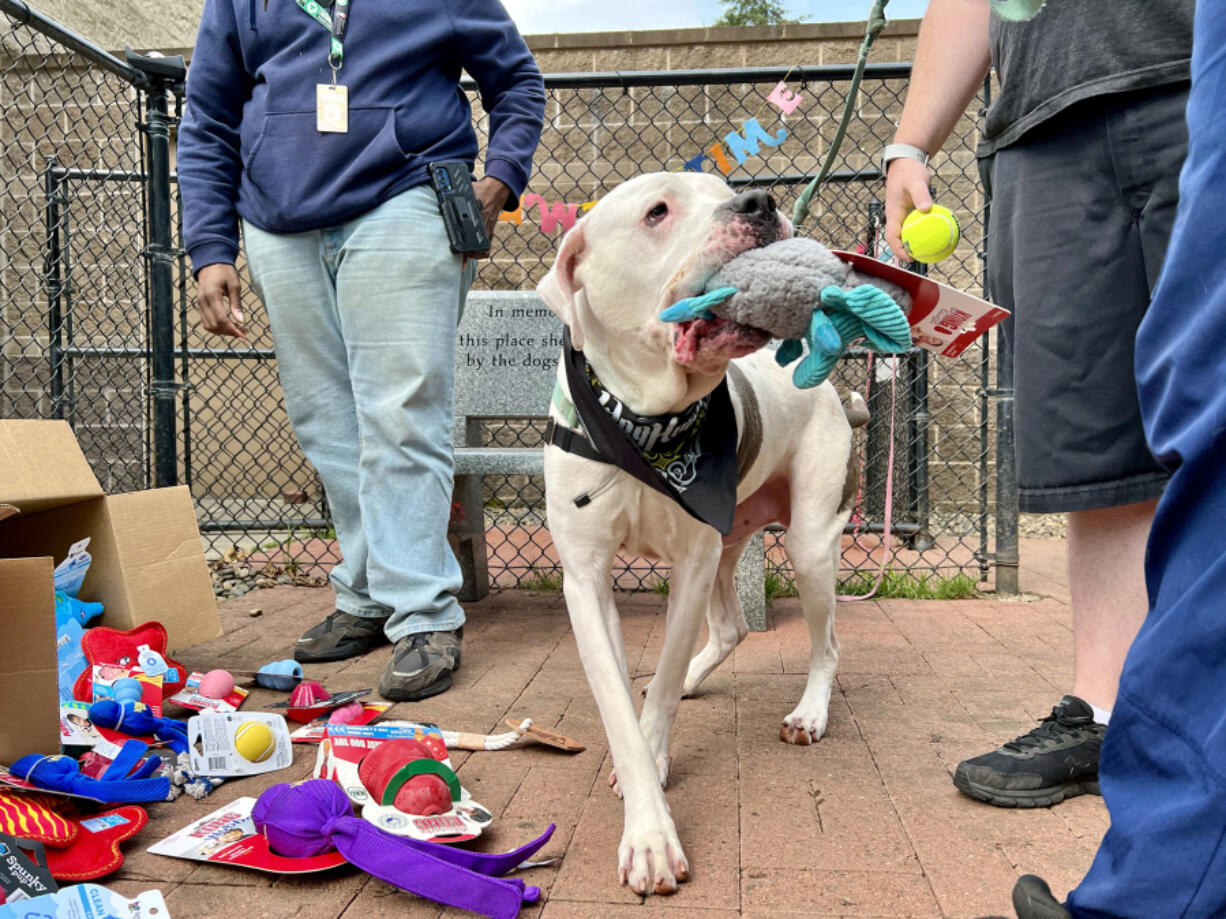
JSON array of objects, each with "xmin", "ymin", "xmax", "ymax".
[{"xmin": 177, "ymin": 0, "xmax": 546, "ymax": 701}]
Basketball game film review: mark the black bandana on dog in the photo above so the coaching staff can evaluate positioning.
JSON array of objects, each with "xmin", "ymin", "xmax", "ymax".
[{"xmin": 561, "ymin": 327, "xmax": 738, "ymax": 534}]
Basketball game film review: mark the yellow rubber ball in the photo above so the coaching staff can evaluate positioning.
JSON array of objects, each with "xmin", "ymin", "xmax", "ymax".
[
  {"xmin": 901, "ymin": 204, "xmax": 960, "ymax": 264},
  {"xmin": 233, "ymin": 721, "xmax": 277, "ymax": 763}
]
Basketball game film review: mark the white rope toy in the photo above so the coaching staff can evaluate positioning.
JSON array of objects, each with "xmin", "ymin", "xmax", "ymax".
[
  {"xmin": 441, "ymin": 718, "xmax": 585, "ymax": 753},
  {"xmin": 442, "ymin": 718, "xmax": 534, "ymax": 752}
]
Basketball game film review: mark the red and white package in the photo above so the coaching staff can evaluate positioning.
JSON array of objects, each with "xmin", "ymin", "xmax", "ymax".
[
  {"xmin": 313, "ymin": 722, "xmax": 491, "ymax": 843},
  {"xmin": 167, "ymin": 672, "xmax": 250, "ymax": 714},
  {"xmin": 290, "ymin": 703, "xmax": 390, "ymax": 743},
  {"xmin": 147, "ymin": 797, "xmax": 346, "ymax": 874},
  {"xmin": 834, "ymin": 251, "xmax": 1011, "ymax": 359}
]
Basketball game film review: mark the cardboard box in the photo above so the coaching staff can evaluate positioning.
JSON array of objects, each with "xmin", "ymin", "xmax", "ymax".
[{"xmin": 0, "ymin": 420, "xmax": 221, "ymax": 763}]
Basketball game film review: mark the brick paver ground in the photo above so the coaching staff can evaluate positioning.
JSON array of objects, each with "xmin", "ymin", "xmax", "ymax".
[{"xmin": 114, "ymin": 536, "xmax": 1099, "ymax": 919}]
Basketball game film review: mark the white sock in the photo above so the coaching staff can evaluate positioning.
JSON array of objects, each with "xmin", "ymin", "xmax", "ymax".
[{"xmin": 1089, "ymin": 702, "xmax": 1111, "ymax": 726}]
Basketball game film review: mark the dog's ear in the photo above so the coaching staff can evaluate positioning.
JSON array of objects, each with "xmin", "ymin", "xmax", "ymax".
[{"xmin": 538, "ymin": 220, "xmax": 587, "ymax": 351}]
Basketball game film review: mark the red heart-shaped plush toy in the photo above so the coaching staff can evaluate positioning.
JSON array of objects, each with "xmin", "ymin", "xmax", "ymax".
[{"xmin": 73, "ymin": 622, "xmax": 188, "ymax": 701}]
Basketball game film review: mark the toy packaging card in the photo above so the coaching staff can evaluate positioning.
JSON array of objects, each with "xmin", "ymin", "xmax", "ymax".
[
  {"xmin": 77, "ymin": 738, "xmax": 158, "ymax": 783},
  {"xmin": 168, "ymin": 673, "xmax": 249, "ymax": 714},
  {"xmin": 55, "ymin": 621, "xmax": 88, "ymax": 704},
  {"xmin": 266, "ymin": 689, "xmax": 372, "ymax": 724},
  {"xmin": 89, "ymin": 667, "xmax": 162, "ymax": 713},
  {"xmin": 314, "ymin": 722, "xmax": 492, "ymax": 843},
  {"xmin": 187, "ymin": 713, "xmax": 292, "ymax": 777},
  {"xmin": 0, "ymin": 833, "xmax": 58, "ymax": 903},
  {"xmin": 0, "ymin": 884, "xmax": 168, "ymax": 919},
  {"xmin": 58, "ymin": 702, "xmax": 100, "ymax": 747},
  {"xmin": 0, "ymin": 767, "xmax": 102, "ymax": 805},
  {"xmin": 51, "ymin": 539, "xmax": 91, "ymax": 598},
  {"xmin": 834, "ymin": 251, "xmax": 1011, "ymax": 359},
  {"xmin": 146, "ymin": 796, "xmax": 346, "ymax": 874},
  {"xmin": 290, "ymin": 703, "xmax": 390, "ymax": 743},
  {"xmin": 87, "ymin": 668, "xmax": 163, "ymax": 746}
]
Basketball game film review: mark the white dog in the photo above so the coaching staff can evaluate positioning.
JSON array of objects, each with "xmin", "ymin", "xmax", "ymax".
[{"xmin": 538, "ymin": 172, "xmax": 863, "ymax": 895}]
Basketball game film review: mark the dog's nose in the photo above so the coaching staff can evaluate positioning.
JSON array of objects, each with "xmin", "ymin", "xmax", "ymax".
[{"xmin": 727, "ymin": 189, "xmax": 778, "ymax": 218}]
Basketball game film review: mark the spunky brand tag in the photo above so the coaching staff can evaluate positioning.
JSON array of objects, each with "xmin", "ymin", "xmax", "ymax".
[
  {"xmin": 0, "ymin": 833, "xmax": 58, "ymax": 902},
  {"xmin": 316, "ymin": 83, "xmax": 348, "ymax": 133}
]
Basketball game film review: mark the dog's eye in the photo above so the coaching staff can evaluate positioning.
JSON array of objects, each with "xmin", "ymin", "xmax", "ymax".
[{"xmin": 644, "ymin": 202, "xmax": 669, "ymax": 225}]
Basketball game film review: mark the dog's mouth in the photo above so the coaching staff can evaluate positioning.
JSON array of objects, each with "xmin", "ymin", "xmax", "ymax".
[
  {"xmin": 672, "ymin": 315, "xmax": 772, "ymax": 367},
  {"xmin": 664, "ymin": 207, "xmax": 791, "ymax": 369}
]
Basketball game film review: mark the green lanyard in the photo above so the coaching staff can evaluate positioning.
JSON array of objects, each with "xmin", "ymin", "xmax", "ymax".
[{"xmin": 295, "ymin": 0, "xmax": 349, "ymax": 76}]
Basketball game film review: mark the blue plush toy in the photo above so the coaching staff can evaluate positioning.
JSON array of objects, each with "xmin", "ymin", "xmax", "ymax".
[
  {"xmin": 54, "ymin": 591, "xmax": 104, "ymax": 629},
  {"xmin": 660, "ymin": 237, "xmax": 913, "ymax": 388}
]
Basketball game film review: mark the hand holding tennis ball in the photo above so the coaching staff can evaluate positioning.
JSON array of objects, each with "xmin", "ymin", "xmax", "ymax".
[
  {"xmin": 900, "ymin": 204, "xmax": 961, "ymax": 264},
  {"xmin": 884, "ymin": 157, "xmax": 960, "ymax": 265}
]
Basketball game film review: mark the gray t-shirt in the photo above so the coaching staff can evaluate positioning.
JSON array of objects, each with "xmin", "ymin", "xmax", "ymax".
[{"xmin": 979, "ymin": 0, "xmax": 1193, "ymax": 155}]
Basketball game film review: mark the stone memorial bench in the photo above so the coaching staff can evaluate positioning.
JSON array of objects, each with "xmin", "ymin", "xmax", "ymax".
[{"xmin": 449, "ymin": 290, "xmax": 767, "ymax": 630}]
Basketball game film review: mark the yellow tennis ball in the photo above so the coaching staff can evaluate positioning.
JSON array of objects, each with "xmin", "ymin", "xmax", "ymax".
[
  {"xmin": 901, "ymin": 204, "xmax": 960, "ymax": 264},
  {"xmin": 233, "ymin": 721, "xmax": 277, "ymax": 763}
]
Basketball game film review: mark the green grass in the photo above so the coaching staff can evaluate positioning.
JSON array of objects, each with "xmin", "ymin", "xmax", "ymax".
[
  {"xmin": 649, "ymin": 577, "xmax": 670, "ymax": 596},
  {"xmin": 765, "ymin": 570, "xmax": 799, "ymax": 601},
  {"xmin": 837, "ymin": 569, "xmax": 980, "ymax": 600},
  {"xmin": 520, "ymin": 567, "xmax": 564, "ymax": 592}
]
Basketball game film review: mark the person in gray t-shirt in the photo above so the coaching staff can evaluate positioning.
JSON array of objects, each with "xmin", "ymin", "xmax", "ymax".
[{"xmin": 882, "ymin": 0, "xmax": 1192, "ymax": 832}]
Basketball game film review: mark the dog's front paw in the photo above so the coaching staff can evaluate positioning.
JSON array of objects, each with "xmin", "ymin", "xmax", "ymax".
[
  {"xmin": 780, "ymin": 708, "xmax": 828, "ymax": 745},
  {"xmin": 618, "ymin": 821, "xmax": 690, "ymax": 895}
]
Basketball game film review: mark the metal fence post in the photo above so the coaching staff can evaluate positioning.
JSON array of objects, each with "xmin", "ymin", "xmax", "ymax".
[
  {"xmin": 994, "ymin": 321, "xmax": 1020, "ymax": 593},
  {"xmin": 979, "ymin": 76, "xmax": 1020, "ymax": 596},
  {"xmin": 44, "ymin": 156, "xmax": 66, "ymax": 419},
  {"xmin": 137, "ymin": 59, "xmax": 186, "ymax": 488}
]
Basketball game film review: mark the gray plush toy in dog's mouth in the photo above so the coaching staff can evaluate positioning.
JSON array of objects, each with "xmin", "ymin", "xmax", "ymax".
[{"xmin": 660, "ymin": 236, "xmax": 914, "ymax": 389}]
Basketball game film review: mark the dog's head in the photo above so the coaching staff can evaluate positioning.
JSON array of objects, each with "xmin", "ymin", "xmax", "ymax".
[{"xmin": 538, "ymin": 172, "xmax": 791, "ymax": 411}]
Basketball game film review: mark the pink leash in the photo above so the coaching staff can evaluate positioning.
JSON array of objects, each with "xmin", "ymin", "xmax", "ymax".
[{"xmin": 838, "ymin": 352, "xmax": 897, "ymax": 603}]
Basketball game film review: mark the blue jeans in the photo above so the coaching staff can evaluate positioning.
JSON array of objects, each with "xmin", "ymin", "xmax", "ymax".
[
  {"xmin": 1067, "ymin": 2, "xmax": 1226, "ymax": 915},
  {"xmin": 243, "ymin": 185, "xmax": 473, "ymax": 641}
]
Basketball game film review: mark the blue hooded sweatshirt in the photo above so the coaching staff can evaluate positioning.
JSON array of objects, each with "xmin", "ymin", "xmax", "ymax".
[{"xmin": 178, "ymin": 0, "xmax": 546, "ymax": 273}]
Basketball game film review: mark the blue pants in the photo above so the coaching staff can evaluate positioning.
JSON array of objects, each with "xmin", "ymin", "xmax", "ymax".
[
  {"xmin": 1067, "ymin": 2, "xmax": 1226, "ymax": 916},
  {"xmin": 243, "ymin": 186, "xmax": 474, "ymax": 641}
]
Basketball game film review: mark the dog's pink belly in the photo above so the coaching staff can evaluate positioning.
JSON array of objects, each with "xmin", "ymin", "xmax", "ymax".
[{"xmin": 725, "ymin": 478, "xmax": 791, "ymax": 546}]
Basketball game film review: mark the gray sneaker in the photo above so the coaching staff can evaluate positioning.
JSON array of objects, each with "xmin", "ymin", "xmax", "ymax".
[
  {"xmin": 294, "ymin": 610, "xmax": 390, "ymax": 663},
  {"xmin": 378, "ymin": 628, "xmax": 462, "ymax": 702}
]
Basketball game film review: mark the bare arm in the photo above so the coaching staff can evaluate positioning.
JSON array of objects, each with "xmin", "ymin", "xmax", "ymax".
[{"xmin": 885, "ymin": 0, "xmax": 992, "ymax": 259}]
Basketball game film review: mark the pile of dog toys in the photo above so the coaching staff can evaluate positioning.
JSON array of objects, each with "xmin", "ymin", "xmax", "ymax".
[{"xmin": 1, "ymin": 542, "xmax": 579, "ymax": 917}]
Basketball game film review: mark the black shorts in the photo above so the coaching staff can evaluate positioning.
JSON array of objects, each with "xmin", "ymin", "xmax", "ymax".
[{"xmin": 982, "ymin": 84, "xmax": 1188, "ymax": 513}]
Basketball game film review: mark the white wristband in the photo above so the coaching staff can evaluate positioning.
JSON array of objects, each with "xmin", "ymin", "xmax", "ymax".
[{"xmin": 882, "ymin": 143, "xmax": 930, "ymax": 175}]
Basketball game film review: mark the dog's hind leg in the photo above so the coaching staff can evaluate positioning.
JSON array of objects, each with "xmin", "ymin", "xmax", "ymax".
[
  {"xmin": 681, "ymin": 534, "xmax": 753, "ymax": 697},
  {"xmin": 779, "ymin": 513, "xmax": 845, "ymax": 745}
]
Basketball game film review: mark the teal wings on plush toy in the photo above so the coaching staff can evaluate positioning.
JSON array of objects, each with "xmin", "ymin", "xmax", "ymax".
[{"xmin": 659, "ymin": 237, "xmax": 913, "ymax": 389}]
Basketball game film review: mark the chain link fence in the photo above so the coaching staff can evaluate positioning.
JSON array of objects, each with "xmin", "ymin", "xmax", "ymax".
[
  {"xmin": 0, "ymin": 5, "xmax": 1012, "ymax": 597},
  {"xmin": 1, "ymin": 3, "xmax": 152, "ymax": 493}
]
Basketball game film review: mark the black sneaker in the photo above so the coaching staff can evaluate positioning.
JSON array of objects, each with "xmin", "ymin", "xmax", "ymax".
[
  {"xmin": 1012, "ymin": 875, "xmax": 1072, "ymax": 919},
  {"xmin": 953, "ymin": 695, "xmax": 1105, "ymax": 808},
  {"xmin": 378, "ymin": 628, "xmax": 462, "ymax": 702},
  {"xmin": 294, "ymin": 610, "xmax": 390, "ymax": 663}
]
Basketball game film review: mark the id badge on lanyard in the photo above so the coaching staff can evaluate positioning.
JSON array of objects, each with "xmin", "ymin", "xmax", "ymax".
[{"xmin": 295, "ymin": 0, "xmax": 350, "ymax": 133}]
